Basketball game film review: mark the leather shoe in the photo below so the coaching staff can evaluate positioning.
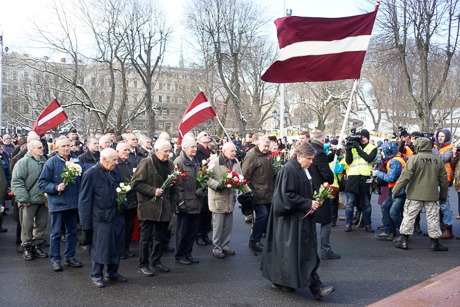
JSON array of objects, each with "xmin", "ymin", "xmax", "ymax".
[
  {"xmin": 42, "ymin": 240, "xmax": 50, "ymax": 247},
  {"xmin": 138, "ymin": 267, "xmax": 155, "ymax": 277},
  {"xmin": 163, "ymin": 245, "xmax": 175, "ymax": 253},
  {"xmin": 203, "ymin": 236, "xmax": 213, "ymax": 245},
  {"xmin": 153, "ymin": 263, "xmax": 170, "ymax": 272},
  {"xmin": 52, "ymin": 261, "xmax": 63, "ymax": 272},
  {"xmin": 176, "ymin": 258, "xmax": 192, "ymax": 265},
  {"xmin": 0, "ymin": 227, "xmax": 7, "ymax": 232},
  {"xmin": 377, "ymin": 224, "xmax": 385, "ymax": 230},
  {"xmin": 321, "ymin": 252, "xmax": 341, "ymax": 260},
  {"xmin": 64, "ymin": 258, "xmax": 82, "ymax": 268},
  {"xmin": 314, "ymin": 286, "xmax": 335, "ymax": 300},
  {"xmin": 344, "ymin": 225, "xmax": 352, "ymax": 232},
  {"xmin": 32, "ymin": 245, "xmax": 48, "ymax": 258},
  {"xmin": 125, "ymin": 250, "xmax": 135, "ymax": 258},
  {"xmin": 223, "ymin": 249, "xmax": 235, "ymax": 255},
  {"xmin": 92, "ymin": 279, "xmax": 105, "ymax": 288},
  {"xmin": 213, "ymin": 252, "xmax": 225, "ymax": 258},
  {"xmin": 365, "ymin": 226, "xmax": 374, "ymax": 233},
  {"xmin": 187, "ymin": 256, "xmax": 199, "ymax": 263},
  {"xmin": 196, "ymin": 238, "xmax": 207, "ymax": 246},
  {"xmin": 249, "ymin": 241, "xmax": 263, "ymax": 251},
  {"xmin": 23, "ymin": 247, "xmax": 34, "ymax": 261},
  {"xmin": 105, "ymin": 275, "xmax": 128, "ymax": 282},
  {"xmin": 272, "ymin": 283, "xmax": 295, "ymax": 292}
]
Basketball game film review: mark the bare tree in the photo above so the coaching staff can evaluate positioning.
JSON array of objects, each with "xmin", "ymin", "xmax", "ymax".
[
  {"xmin": 186, "ymin": 0, "xmax": 269, "ymax": 134},
  {"xmin": 375, "ymin": 0, "xmax": 460, "ymax": 131}
]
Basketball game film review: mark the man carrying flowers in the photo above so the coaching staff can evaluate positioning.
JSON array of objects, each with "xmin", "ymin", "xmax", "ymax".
[
  {"xmin": 207, "ymin": 142, "xmax": 250, "ymax": 258},
  {"xmin": 131, "ymin": 139, "xmax": 178, "ymax": 276},
  {"xmin": 38, "ymin": 136, "xmax": 83, "ymax": 272}
]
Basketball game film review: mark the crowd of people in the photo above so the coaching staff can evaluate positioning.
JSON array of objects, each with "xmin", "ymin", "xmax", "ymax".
[{"xmin": 0, "ymin": 125, "xmax": 458, "ymax": 301}]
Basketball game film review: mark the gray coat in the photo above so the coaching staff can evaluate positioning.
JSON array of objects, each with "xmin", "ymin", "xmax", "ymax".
[
  {"xmin": 174, "ymin": 150, "xmax": 201, "ymax": 214},
  {"xmin": 132, "ymin": 154, "xmax": 178, "ymax": 222}
]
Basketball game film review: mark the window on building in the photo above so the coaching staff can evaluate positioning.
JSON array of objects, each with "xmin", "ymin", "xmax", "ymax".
[
  {"xmin": 165, "ymin": 122, "xmax": 171, "ymax": 129},
  {"xmin": 166, "ymin": 96, "xmax": 171, "ymax": 103},
  {"xmin": 158, "ymin": 121, "xmax": 163, "ymax": 129},
  {"xmin": 2, "ymin": 71, "xmax": 6, "ymax": 80},
  {"xmin": 159, "ymin": 95, "xmax": 162, "ymax": 103},
  {"xmin": 13, "ymin": 71, "xmax": 18, "ymax": 81},
  {"xmin": 159, "ymin": 82, "xmax": 163, "ymax": 90},
  {"xmin": 24, "ymin": 71, "xmax": 29, "ymax": 81},
  {"xmin": 134, "ymin": 80, "xmax": 138, "ymax": 88},
  {"xmin": 25, "ymin": 86, "xmax": 30, "ymax": 95},
  {"xmin": 175, "ymin": 83, "xmax": 178, "ymax": 91},
  {"xmin": 167, "ymin": 83, "xmax": 171, "ymax": 90},
  {"xmin": 100, "ymin": 78, "xmax": 104, "ymax": 86},
  {"xmin": 174, "ymin": 97, "xmax": 178, "ymax": 103},
  {"xmin": 91, "ymin": 77, "xmax": 96, "ymax": 86},
  {"xmin": 162, "ymin": 110, "xmax": 168, "ymax": 116},
  {"xmin": 24, "ymin": 104, "xmax": 29, "ymax": 114},
  {"xmin": 133, "ymin": 94, "xmax": 138, "ymax": 102},
  {"xmin": 80, "ymin": 77, "xmax": 85, "ymax": 85}
]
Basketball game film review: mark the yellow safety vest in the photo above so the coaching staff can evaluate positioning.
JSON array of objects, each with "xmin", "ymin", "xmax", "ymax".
[{"xmin": 348, "ymin": 143, "xmax": 376, "ymax": 176}]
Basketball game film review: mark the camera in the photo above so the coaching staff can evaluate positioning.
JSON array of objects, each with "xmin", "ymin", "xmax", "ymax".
[
  {"xmin": 398, "ymin": 126, "xmax": 409, "ymax": 138},
  {"xmin": 345, "ymin": 128, "xmax": 362, "ymax": 149},
  {"xmin": 370, "ymin": 150, "xmax": 384, "ymax": 195}
]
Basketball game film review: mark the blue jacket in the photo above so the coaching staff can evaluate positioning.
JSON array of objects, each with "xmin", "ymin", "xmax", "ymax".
[
  {"xmin": 38, "ymin": 154, "xmax": 82, "ymax": 213},
  {"xmin": 78, "ymin": 163, "xmax": 125, "ymax": 264}
]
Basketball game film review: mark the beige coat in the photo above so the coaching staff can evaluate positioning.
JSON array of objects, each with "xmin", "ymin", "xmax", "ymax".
[{"xmin": 207, "ymin": 154, "xmax": 246, "ymax": 213}]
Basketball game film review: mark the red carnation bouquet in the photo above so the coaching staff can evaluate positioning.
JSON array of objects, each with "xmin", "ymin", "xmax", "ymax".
[
  {"xmin": 197, "ymin": 155, "xmax": 218, "ymax": 196},
  {"xmin": 221, "ymin": 171, "xmax": 250, "ymax": 193},
  {"xmin": 270, "ymin": 151, "xmax": 282, "ymax": 172},
  {"xmin": 301, "ymin": 182, "xmax": 335, "ymax": 219}
]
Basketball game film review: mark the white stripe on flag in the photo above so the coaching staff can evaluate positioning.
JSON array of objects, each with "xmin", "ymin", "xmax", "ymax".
[
  {"xmin": 276, "ymin": 35, "xmax": 371, "ymax": 62},
  {"xmin": 181, "ymin": 102, "xmax": 212, "ymax": 123},
  {"xmin": 37, "ymin": 107, "xmax": 64, "ymax": 126}
]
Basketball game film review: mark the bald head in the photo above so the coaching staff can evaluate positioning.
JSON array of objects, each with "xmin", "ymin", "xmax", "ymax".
[
  {"xmin": 100, "ymin": 148, "xmax": 118, "ymax": 171},
  {"xmin": 222, "ymin": 142, "xmax": 236, "ymax": 160}
]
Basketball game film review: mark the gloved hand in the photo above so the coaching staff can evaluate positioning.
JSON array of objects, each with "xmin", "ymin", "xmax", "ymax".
[
  {"xmin": 195, "ymin": 188, "xmax": 206, "ymax": 199},
  {"xmin": 80, "ymin": 229, "xmax": 92, "ymax": 246},
  {"xmin": 178, "ymin": 202, "xmax": 188, "ymax": 214},
  {"xmin": 398, "ymin": 141, "xmax": 406, "ymax": 154},
  {"xmin": 353, "ymin": 141, "xmax": 360, "ymax": 149}
]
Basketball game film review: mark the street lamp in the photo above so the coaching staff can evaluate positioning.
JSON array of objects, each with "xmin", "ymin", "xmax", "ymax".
[{"xmin": 272, "ymin": 110, "xmax": 278, "ymax": 130}]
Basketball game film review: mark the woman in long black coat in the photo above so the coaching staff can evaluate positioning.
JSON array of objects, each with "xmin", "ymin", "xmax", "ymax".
[{"xmin": 261, "ymin": 142, "xmax": 335, "ymax": 300}]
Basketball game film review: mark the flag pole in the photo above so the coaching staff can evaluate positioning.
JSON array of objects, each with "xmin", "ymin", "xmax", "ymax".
[
  {"xmin": 331, "ymin": 79, "xmax": 359, "ymax": 170},
  {"xmin": 215, "ymin": 115, "xmax": 232, "ymax": 141}
]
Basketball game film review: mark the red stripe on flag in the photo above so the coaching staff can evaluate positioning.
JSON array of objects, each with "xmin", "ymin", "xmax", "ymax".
[
  {"xmin": 178, "ymin": 92, "xmax": 216, "ymax": 145},
  {"xmin": 262, "ymin": 7, "xmax": 378, "ymax": 83},
  {"xmin": 32, "ymin": 99, "xmax": 68, "ymax": 135}
]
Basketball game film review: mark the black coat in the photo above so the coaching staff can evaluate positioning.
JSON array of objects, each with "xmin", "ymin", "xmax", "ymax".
[
  {"xmin": 309, "ymin": 140, "xmax": 334, "ymax": 224},
  {"xmin": 78, "ymin": 149, "xmax": 100, "ymax": 173},
  {"xmin": 261, "ymin": 159, "xmax": 321, "ymax": 289},
  {"xmin": 78, "ymin": 163, "xmax": 125, "ymax": 264},
  {"xmin": 196, "ymin": 144, "xmax": 211, "ymax": 166},
  {"xmin": 173, "ymin": 150, "xmax": 201, "ymax": 214},
  {"xmin": 113, "ymin": 158, "xmax": 137, "ymax": 209}
]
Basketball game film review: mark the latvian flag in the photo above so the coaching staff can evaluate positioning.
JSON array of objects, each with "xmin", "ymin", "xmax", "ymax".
[
  {"xmin": 261, "ymin": 4, "xmax": 379, "ymax": 83},
  {"xmin": 178, "ymin": 92, "xmax": 216, "ymax": 145},
  {"xmin": 32, "ymin": 99, "xmax": 68, "ymax": 135}
]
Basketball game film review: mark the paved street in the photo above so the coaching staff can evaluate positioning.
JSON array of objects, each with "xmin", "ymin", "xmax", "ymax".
[{"xmin": 1, "ymin": 189, "xmax": 459, "ymax": 307}]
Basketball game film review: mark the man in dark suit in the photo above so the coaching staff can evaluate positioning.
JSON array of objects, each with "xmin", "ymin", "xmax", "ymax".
[{"xmin": 308, "ymin": 130, "xmax": 340, "ymax": 260}]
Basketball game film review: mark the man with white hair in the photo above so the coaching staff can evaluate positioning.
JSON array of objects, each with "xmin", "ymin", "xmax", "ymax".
[
  {"xmin": 132, "ymin": 139, "xmax": 178, "ymax": 275},
  {"xmin": 207, "ymin": 142, "xmax": 247, "ymax": 258},
  {"xmin": 79, "ymin": 148, "xmax": 127, "ymax": 288},
  {"xmin": 12, "ymin": 140, "xmax": 48, "ymax": 260},
  {"xmin": 138, "ymin": 136, "xmax": 152, "ymax": 158},
  {"xmin": 38, "ymin": 136, "xmax": 83, "ymax": 272},
  {"xmin": 195, "ymin": 131, "xmax": 213, "ymax": 246},
  {"xmin": 99, "ymin": 136, "xmax": 112, "ymax": 151}
]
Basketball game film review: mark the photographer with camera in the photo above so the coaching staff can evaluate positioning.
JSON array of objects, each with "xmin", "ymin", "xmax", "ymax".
[
  {"xmin": 344, "ymin": 129, "xmax": 377, "ymax": 233},
  {"xmin": 372, "ymin": 142, "xmax": 406, "ymax": 241},
  {"xmin": 432, "ymin": 128, "xmax": 455, "ymax": 239}
]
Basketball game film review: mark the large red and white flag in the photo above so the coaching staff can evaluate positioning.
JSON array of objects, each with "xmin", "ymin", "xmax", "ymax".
[
  {"xmin": 178, "ymin": 92, "xmax": 216, "ymax": 145},
  {"xmin": 32, "ymin": 99, "xmax": 68, "ymax": 135},
  {"xmin": 261, "ymin": 4, "xmax": 379, "ymax": 83}
]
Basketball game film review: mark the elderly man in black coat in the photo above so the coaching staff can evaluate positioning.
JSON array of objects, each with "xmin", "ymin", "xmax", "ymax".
[
  {"xmin": 262, "ymin": 142, "xmax": 334, "ymax": 300},
  {"xmin": 79, "ymin": 148, "xmax": 127, "ymax": 288},
  {"xmin": 309, "ymin": 130, "xmax": 340, "ymax": 260}
]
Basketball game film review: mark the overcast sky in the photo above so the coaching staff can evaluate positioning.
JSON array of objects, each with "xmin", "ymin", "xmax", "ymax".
[{"xmin": 0, "ymin": 0, "xmax": 373, "ymax": 65}]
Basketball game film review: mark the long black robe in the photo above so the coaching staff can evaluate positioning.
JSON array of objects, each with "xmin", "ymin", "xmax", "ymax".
[{"xmin": 261, "ymin": 159, "xmax": 321, "ymax": 289}]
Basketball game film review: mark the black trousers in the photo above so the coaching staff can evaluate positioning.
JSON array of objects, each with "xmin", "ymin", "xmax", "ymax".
[
  {"xmin": 175, "ymin": 214, "xmax": 200, "ymax": 260},
  {"xmin": 139, "ymin": 220, "xmax": 168, "ymax": 267},
  {"xmin": 124, "ymin": 208, "xmax": 137, "ymax": 250},
  {"xmin": 197, "ymin": 198, "xmax": 212, "ymax": 239},
  {"xmin": 331, "ymin": 196, "xmax": 339, "ymax": 224}
]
